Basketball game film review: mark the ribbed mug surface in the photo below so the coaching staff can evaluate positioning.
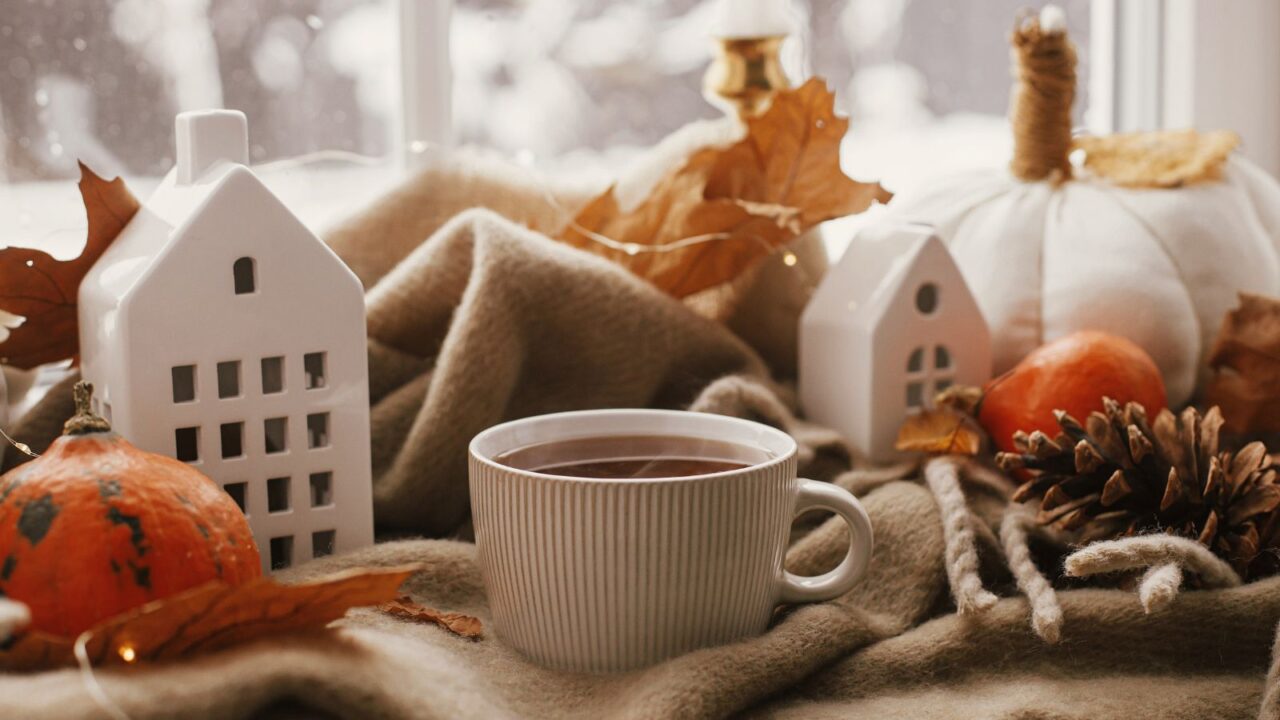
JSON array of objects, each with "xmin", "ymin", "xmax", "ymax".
[{"xmin": 469, "ymin": 409, "xmax": 870, "ymax": 673}]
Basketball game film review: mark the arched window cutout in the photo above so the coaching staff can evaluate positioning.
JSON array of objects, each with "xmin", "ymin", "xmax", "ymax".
[
  {"xmin": 907, "ymin": 347, "xmax": 925, "ymax": 373},
  {"xmin": 233, "ymin": 257, "xmax": 256, "ymax": 295},
  {"xmin": 935, "ymin": 345, "xmax": 951, "ymax": 369}
]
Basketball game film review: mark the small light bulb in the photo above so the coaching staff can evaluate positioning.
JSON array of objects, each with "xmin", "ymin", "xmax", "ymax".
[
  {"xmin": 623, "ymin": 243, "xmax": 641, "ymax": 256},
  {"xmin": 117, "ymin": 645, "xmax": 136, "ymax": 663},
  {"xmin": 782, "ymin": 252, "xmax": 798, "ymax": 267}
]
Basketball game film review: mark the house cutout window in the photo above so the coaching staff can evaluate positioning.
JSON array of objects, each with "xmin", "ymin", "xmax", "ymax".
[
  {"xmin": 261, "ymin": 356, "xmax": 285, "ymax": 394},
  {"xmin": 915, "ymin": 282, "xmax": 939, "ymax": 315},
  {"xmin": 224, "ymin": 482, "xmax": 247, "ymax": 513},
  {"xmin": 312, "ymin": 530, "xmax": 336, "ymax": 558},
  {"xmin": 264, "ymin": 417, "xmax": 288, "ymax": 453},
  {"xmin": 233, "ymin": 257, "xmax": 256, "ymax": 294},
  {"xmin": 217, "ymin": 361, "xmax": 241, "ymax": 398},
  {"xmin": 304, "ymin": 352, "xmax": 326, "ymax": 389},
  {"xmin": 171, "ymin": 365, "xmax": 197, "ymax": 403},
  {"xmin": 269, "ymin": 536, "xmax": 293, "ymax": 570},
  {"xmin": 175, "ymin": 427, "xmax": 200, "ymax": 462},
  {"xmin": 907, "ymin": 347, "xmax": 925, "ymax": 373},
  {"xmin": 906, "ymin": 382, "xmax": 924, "ymax": 409},
  {"xmin": 267, "ymin": 477, "xmax": 291, "ymax": 513},
  {"xmin": 220, "ymin": 422, "xmax": 244, "ymax": 459},
  {"xmin": 307, "ymin": 412, "xmax": 330, "ymax": 449},
  {"xmin": 905, "ymin": 342, "xmax": 955, "ymax": 411},
  {"xmin": 310, "ymin": 472, "xmax": 333, "ymax": 507}
]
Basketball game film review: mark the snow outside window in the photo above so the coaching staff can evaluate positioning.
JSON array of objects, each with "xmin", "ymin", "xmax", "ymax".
[{"xmin": 0, "ymin": 1, "xmax": 1093, "ymax": 253}]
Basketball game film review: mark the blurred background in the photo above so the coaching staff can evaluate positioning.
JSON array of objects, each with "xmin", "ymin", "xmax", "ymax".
[
  {"xmin": 1, "ymin": 0, "xmax": 1278, "ymax": 418},
  {"xmin": 1, "ymin": 0, "xmax": 1278, "ymax": 245},
  {"xmin": 0, "ymin": 0, "xmax": 1091, "ymax": 181}
]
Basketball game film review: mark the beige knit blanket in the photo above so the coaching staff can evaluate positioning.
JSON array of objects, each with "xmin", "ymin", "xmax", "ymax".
[{"xmin": 4, "ymin": 153, "xmax": 1280, "ymax": 719}]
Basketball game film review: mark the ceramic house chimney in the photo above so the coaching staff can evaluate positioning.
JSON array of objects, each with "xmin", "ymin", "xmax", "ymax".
[{"xmin": 175, "ymin": 109, "xmax": 249, "ymax": 185}]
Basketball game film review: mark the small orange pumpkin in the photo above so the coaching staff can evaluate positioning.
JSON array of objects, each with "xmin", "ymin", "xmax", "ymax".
[
  {"xmin": 0, "ymin": 382, "xmax": 260, "ymax": 637},
  {"xmin": 978, "ymin": 331, "xmax": 1168, "ymax": 455}
]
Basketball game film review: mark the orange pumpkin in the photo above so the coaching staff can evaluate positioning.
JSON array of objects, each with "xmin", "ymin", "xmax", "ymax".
[
  {"xmin": 978, "ymin": 331, "xmax": 1168, "ymax": 454},
  {"xmin": 0, "ymin": 382, "xmax": 260, "ymax": 637}
]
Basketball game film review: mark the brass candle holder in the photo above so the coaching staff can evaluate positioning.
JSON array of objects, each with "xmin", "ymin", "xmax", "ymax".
[{"xmin": 702, "ymin": 35, "xmax": 792, "ymax": 119}]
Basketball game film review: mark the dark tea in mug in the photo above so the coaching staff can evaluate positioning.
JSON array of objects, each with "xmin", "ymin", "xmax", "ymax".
[{"xmin": 494, "ymin": 434, "xmax": 770, "ymax": 479}]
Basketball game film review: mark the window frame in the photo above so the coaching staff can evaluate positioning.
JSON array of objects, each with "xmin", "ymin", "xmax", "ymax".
[{"xmin": 1092, "ymin": 0, "xmax": 1280, "ymax": 175}]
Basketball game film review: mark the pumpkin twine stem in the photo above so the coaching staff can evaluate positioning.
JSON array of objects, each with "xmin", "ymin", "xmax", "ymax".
[
  {"xmin": 1009, "ymin": 8, "xmax": 1076, "ymax": 182},
  {"xmin": 64, "ymin": 381, "xmax": 112, "ymax": 436}
]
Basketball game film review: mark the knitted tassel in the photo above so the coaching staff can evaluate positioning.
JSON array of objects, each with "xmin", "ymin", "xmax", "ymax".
[
  {"xmin": 1065, "ymin": 534, "xmax": 1242, "ymax": 614},
  {"xmin": 924, "ymin": 457, "xmax": 998, "ymax": 613},
  {"xmin": 1137, "ymin": 562, "xmax": 1183, "ymax": 614},
  {"xmin": 1000, "ymin": 503, "xmax": 1064, "ymax": 642}
]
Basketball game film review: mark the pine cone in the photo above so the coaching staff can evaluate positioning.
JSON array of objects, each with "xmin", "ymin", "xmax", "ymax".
[{"xmin": 996, "ymin": 398, "xmax": 1280, "ymax": 578}]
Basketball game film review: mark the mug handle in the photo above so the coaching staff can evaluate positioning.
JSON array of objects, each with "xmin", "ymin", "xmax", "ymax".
[{"xmin": 778, "ymin": 478, "xmax": 874, "ymax": 604}]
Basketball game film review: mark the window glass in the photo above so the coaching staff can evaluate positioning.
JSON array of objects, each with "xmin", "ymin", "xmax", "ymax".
[
  {"xmin": 1, "ymin": 1, "xmax": 1092, "ymax": 183},
  {"xmin": 0, "ymin": 0, "xmax": 392, "ymax": 182}
]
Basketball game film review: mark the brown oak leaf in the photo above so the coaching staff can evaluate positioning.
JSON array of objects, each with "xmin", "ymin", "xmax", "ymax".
[
  {"xmin": 379, "ymin": 595, "xmax": 483, "ymax": 640},
  {"xmin": 1205, "ymin": 293, "xmax": 1280, "ymax": 435},
  {"xmin": 0, "ymin": 162, "xmax": 139, "ymax": 369},
  {"xmin": 0, "ymin": 565, "xmax": 420, "ymax": 671},
  {"xmin": 895, "ymin": 408, "xmax": 983, "ymax": 456},
  {"xmin": 1075, "ymin": 129, "xmax": 1239, "ymax": 188},
  {"xmin": 558, "ymin": 78, "xmax": 891, "ymax": 298}
]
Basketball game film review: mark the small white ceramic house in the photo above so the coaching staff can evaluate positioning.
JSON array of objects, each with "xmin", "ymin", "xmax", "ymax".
[
  {"xmin": 800, "ymin": 222, "xmax": 992, "ymax": 463},
  {"xmin": 78, "ymin": 110, "xmax": 374, "ymax": 574}
]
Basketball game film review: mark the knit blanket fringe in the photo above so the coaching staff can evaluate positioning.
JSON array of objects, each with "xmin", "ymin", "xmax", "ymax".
[{"xmin": 924, "ymin": 456, "xmax": 1247, "ymax": 643}]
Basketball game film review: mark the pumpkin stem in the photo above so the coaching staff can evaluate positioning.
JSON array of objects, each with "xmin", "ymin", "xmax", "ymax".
[
  {"xmin": 64, "ymin": 381, "xmax": 112, "ymax": 435},
  {"xmin": 1009, "ymin": 6, "xmax": 1076, "ymax": 183}
]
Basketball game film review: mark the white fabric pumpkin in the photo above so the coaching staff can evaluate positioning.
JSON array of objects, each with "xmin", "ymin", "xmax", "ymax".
[
  {"xmin": 891, "ymin": 158, "xmax": 1280, "ymax": 406},
  {"xmin": 887, "ymin": 9, "xmax": 1280, "ymax": 405}
]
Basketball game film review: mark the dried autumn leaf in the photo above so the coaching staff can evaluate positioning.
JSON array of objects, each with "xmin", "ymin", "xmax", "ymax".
[
  {"xmin": 1075, "ymin": 129, "xmax": 1239, "ymax": 188},
  {"xmin": 895, "ymin": 408, "xmax": 983, "ymax": 456},
  {"xmin": 1205, "ymin": 293, "xmax": 1280, "ymax": 435},
  {"xmin": 379, "ymin": 595, "xmax": 483, "ymax": 640},
  {"xmin": 0, "ymin": 564, "xmax": 419, "ymax": 671},
  {"xmin": 559, "ymin": 78, "xmax": 890, "ymax": 298},
  {"xmin": 0, "ymin": 162, "xmax": 139, "ymax": 369}
]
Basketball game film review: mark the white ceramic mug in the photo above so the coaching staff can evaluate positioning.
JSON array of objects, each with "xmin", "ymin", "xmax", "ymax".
[{"xmin": 469, "ymin": 409, "xmax": 874, "ymax": 673}]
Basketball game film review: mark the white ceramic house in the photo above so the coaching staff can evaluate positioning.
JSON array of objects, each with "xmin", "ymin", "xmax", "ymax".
[
  {"xmin": 800, "ymin": 222, "xmax": 992, "ymax": 463},
  {"xmin": 78, "ymin": 110, "xmax": 373, "ymax": 574}
]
